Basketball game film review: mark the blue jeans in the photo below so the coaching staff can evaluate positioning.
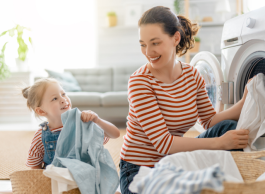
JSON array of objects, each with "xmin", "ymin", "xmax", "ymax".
[{"xmin": 119, "ymin": 119, "xmax": 241, "ymax": 194}]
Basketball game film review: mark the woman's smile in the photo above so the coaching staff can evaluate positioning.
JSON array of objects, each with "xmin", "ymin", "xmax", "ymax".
[{"xmin": 150, "ymin": 55, "xmax": 161, "ymax": 63}]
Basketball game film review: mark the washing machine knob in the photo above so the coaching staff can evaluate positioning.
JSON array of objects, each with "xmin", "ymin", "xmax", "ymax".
[{"xmin": 246, "ymin": 17, "xmax": 256, "ymax": 28}]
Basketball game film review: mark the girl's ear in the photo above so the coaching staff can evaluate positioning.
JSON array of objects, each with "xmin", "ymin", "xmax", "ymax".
[
  {"xmin": 173, "ymin": 31, "xmax": 181, "ymax": 46},
  {"xmin": 35, "ymin": 107, "xmax": 47, "ymax": 117}
]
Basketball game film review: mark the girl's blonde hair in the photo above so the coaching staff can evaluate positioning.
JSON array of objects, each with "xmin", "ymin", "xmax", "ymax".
[{"xmin": 22, "ymin": 78, "xmax": 59, "ymax": 117}]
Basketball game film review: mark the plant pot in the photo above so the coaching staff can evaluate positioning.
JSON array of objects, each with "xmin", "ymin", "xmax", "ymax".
[
  {"xmin": 107, "ymin": 16, "xmax": 117, "ymax": 27},
  {"xmin": 16, "ymin": 58, "xmax": 29, "ymax": 72},
  {"xmin": 190, "ymin": 42, "xmax": 200, "ymax": 53}
]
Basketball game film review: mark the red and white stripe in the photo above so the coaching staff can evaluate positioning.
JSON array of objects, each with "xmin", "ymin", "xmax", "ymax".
[{"xmin": 120, "ymin": 62, "xmax": 216, "ymax": 167}]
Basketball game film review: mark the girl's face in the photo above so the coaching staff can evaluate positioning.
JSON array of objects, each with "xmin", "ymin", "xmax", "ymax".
[
  {"xmin": 38, "ymin": 82, "xmax": 71, "ymax": 121},
  {"xmin": 139, "ymin": 24, "xmax": 180, "ymax": 69}
]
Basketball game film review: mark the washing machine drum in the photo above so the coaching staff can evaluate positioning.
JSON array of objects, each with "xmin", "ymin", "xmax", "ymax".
[{"xmin": 238, "ymin": 52, "xmax": 265, "ymax": 100}]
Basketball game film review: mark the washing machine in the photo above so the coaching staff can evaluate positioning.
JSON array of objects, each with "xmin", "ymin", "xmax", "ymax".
[{"xmin": 190, "ymin": 6, "xmax": 265, "ymax": 133}]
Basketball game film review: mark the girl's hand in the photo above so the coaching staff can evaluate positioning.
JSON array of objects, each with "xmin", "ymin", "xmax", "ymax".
[
  {"xmin": 81, "ymin": 110, "xmax": 100, "ymax": 123},
  {"xmin": 218, "ymin": 129, "xmax": 249, "ymax": 150}
]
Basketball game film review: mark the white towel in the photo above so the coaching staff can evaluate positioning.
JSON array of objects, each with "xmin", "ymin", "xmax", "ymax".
[
  {"xmin": 43, "ymin": 165, "xmax": 78, "ymax": 194},
  {"xmin": 236, "ymin": 73, "xmax": 265, "ymax": 152},
  {"xmin": 129, "ymin": 150, "xmax": 243, "ymax": 193}
]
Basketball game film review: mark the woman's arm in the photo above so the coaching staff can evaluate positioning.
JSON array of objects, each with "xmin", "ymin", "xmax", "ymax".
[
  {"xmin": 81, "ymin": 110, "xmax": 120, "ymax": 139},
  {"xmin": 168, "ymin": 128, "xmax": 249, "ymax": 154},
  {"xmin": 208, "ymin": 77, "xmax": 253, "ymax": 128},
  {"xmin": 208, "ymin": 99, "xmax": 244, "ymax": 128}
]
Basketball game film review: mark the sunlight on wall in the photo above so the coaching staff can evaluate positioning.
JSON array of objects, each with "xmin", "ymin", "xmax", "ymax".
[
  {"xmin": 244, "ymin": 0, "xmax": 265, "ymax": 13},
  {"xmin": 0, "ymin": 0, "xmax": 96, "ymax": 75}
]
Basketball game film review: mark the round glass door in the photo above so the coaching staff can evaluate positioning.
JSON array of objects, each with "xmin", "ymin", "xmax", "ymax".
[
  {"xmin": 190, "ymin": 51, "xmax": 224, "ymax": 133},
  {"xmin": 195, "ymin": 60, "xmax": 217, "ymax": 108}
]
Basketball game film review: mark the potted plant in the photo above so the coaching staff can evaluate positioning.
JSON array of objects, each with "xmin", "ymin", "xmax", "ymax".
[
  {"xmin": 107, "ymin": 11, "xmax": 117, "ymax": 27},
  {"xmin": 190, "ymin": 36, "xmax": 200, "ymax": 53},
  {"xmin": 0, "ymin": 43, "xmax": 10, "ymax": 80},
  {"xmin": 174, "ymin": 0, "xmax": 184, "ymax": 14},
  {"xmin": 0, "ymin": 24, "xmax": 32, "ymax": 72}
]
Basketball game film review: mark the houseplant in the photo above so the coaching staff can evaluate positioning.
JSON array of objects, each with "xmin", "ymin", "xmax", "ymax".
[
  {"xmin": 0, "ymin": 24, "xmax": 32, "ymax": 71},
  {"xmin": 190, "ymin": 36, "xmax": 200, "ymax": 53},
  {"xmin": 174, "ymin": 0, "xmax": 184, "ymax": 15},
  {"xmin": 107, "ymin": 11, "xmax": 117, "ymax": 27},
  {"xmin": 0, "ymin": 42, "xmax": 10, "ymax": 80}
]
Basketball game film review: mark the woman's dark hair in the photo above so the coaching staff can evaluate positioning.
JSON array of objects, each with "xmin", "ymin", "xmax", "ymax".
[{"xmin": 138, "ymin": 6, "xmax": 199, "ymax": 57}]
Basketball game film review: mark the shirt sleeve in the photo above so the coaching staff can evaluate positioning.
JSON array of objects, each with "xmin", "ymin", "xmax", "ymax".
[
  {"xmin": 193, "ymin": 67, "xmax": 216, "ymax": 130},
  {"xmin": 128, "ymin": 75, "xmax": 174, "ymax": 155},
  {"xmin": 26, "ymin": 129, "xmax": 44, "ymax": 167}
]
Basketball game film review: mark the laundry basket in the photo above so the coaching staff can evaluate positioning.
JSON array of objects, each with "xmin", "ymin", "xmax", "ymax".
[
  {"xmin": 9, "ymin": 169, "xmax": 80, "ymax": 194},
  {"xmin": 201, "ymin": 150, "xmax": 265, "ymax": 194},
  {"xmin": 9, "ymin": 151, "xmax": 265, "ymax": 194}
]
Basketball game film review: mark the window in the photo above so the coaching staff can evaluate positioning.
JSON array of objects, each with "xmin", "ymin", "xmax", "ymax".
[{"xmin": 0, "ymin": 0, "xmax": 96, "ymax": 73}]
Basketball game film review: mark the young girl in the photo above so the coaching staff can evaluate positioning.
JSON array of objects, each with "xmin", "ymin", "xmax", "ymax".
[{"xmin": 22, "ymin": 78, "xmax": 120, "ymax": 169}]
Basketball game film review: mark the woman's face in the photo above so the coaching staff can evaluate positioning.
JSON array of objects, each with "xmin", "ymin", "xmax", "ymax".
[{"xmin": 139, "ymin": 24, "xmax": 180, "ymax": 69}]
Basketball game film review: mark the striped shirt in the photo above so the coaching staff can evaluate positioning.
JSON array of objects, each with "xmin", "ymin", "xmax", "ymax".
[
  {"xmin": 26, "ymin": 125, "xmax": 109, "ymax": 167},
  {"xmin": 120, "ymin": 62, "xmax": 216, "ymax": 167}
]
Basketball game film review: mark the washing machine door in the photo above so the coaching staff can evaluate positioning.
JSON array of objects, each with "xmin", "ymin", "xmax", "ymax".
[{"xmin": 190, "ymin": 51, "xmax": 224, "ymax": 133}]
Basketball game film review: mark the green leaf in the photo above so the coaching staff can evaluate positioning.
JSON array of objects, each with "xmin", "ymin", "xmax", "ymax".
[{"xmin": 0, "ymin": 31, "xmax": 8, "ymax": 37}]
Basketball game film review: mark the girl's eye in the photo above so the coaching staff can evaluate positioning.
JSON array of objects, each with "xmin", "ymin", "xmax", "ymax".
[
  {"xmin": 52, "ymin": 98, "xmax": 57, "ymax": 101},
  {"xmin": 62, "ymin": 93, "xmax": 66, "ymax": 96}
]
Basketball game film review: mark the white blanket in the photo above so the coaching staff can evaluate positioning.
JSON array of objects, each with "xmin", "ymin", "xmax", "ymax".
[
  {"xmin": 43, "ymin": 165, "xmax": 78, "ymax": 194},
  {"xmin": 129, "ymin": 150, "xmax": 244, "ymax": 193},
  {"xmin": 236, "ymin": 73, "xmax": 265, "ymax": 152}
]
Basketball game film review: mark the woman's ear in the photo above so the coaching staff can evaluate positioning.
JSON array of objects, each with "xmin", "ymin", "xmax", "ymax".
[
  {"xmin": 35, "ymin": 107, "xmax": 47, "ymax": 117},
  {"xmin": 174, "ymin": 31, "xmax": 181, "ymax": 46}
]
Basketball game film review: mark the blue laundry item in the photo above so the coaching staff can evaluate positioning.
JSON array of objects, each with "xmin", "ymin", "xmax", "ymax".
[
  {"xmin": 51, "ymin": 108, "xmax": 119, "ymax": 194},
  {"xmin": 136, "ymin": 163, "xmax": 224, "ymax": 194}
]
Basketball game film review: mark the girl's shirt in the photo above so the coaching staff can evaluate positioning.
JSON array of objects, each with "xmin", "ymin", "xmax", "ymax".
[
  {"xmin": 26, "ymin": 126, "xmax": 109, "ymax": 167},
  {"xmin": 120, "ymin": 62, "xmax": 216, "ymax": 167}
]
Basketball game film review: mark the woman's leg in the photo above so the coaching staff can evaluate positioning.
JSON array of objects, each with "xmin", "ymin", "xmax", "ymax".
[
  {"xmin": 119, "ymin": 159, "xmax": 141, "ymax": 194},
  {"xmin": 196, "ymin": 119, "xmax": 243, "ymax": 151}
]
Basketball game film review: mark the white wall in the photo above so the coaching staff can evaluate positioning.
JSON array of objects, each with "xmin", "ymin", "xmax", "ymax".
[
  {"xmin": 96, "ymin": 0, "xmax": 174, "ymax": 67},
  {"xmin": 96, "ymin": 0, "xmax": 238, "ymax": 66}
]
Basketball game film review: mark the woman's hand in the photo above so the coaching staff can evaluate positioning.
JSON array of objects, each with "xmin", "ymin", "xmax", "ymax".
[
  {"xmin": 81, "ymin": 110, "xmax": 100, "ymax": 123},
  {"xmin": 218, "ymin": 129, "xmax": 249, "ymax": 150}
]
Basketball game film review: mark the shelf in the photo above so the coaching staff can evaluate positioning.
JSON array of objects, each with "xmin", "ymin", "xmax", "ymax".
[
  {"xmin": 100, "ymin": 26, "xmax": 138, "ymax": 30},
  {"xmin": 190, "ymin": 52, "xmax": 221, "ymax": 56},
  {"xmin": 198, "ymin": 22, "xmax": 224, "ymax": 27},
  {"xmin": 189, "ymin": 0, "xmax": 218, "ymax": 3}
]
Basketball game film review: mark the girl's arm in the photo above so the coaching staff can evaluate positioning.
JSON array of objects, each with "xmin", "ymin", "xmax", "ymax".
[
  {"xmin": 81, "ymin": 110, "xmax": 120, "ymax": 139},
  {"xmin": 30, "ymin": 163, "xmax": 43, "ymax": 169}
]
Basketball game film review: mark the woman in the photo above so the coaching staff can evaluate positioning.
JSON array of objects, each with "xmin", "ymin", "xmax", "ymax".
[{"xmin": 120, "ymin": 6, "xmax": 249, "ymax": 194}]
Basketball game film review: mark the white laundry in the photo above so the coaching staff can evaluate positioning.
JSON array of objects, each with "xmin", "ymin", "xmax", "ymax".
[
  {"xmin": 256, "ymin": 172, "xmax": 265, "ymax": 181},
  {"xmin": 236, "ymin": 73, "xmax": 265, "ymax": 152},
  {"xmin": 43, "ymin": 165, "xmax": 78, "ymax": 194},
  {"xmin": 129, "ymin": 150, "xmax": 243, "ymax": 193}
]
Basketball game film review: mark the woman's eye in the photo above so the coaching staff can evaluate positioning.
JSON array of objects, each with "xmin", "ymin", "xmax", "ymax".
[
  {"xmin": 140, "ymin": 44, "xmax": 146, "ymax": 47},
  {"xmin": 62, "ymin": 93, "xmax": 66, "ymax": 96},
  {"xmin": 52, "ymin": 98, "xmax": 57, "ymax": 101},
  {"xmin": 153, "ymin": 42, "xmax": 159, "ymax": 46}
]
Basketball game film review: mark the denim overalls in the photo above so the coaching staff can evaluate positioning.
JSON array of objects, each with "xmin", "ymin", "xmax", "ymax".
[{"xmin": 40, "ymin": 122, "xmax": 61, "ymax": 168}]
